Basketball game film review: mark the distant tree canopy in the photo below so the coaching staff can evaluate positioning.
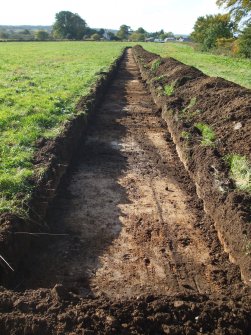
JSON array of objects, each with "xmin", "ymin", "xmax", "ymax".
[
  {"xmin": 107, "ymin": 31, "xmax": 119, "ymax": 41},
  {"xmin": 216, "ymin": 0, "xmax": 251, "ymax": 25},
  {"xmin": 191, "ymin": 14, "xmax": 234, "ymax": 50},
  {"xmin": 136, "ymin": 27, "xmax": 146, "ymax": 34},
  {"xmin": 52, "ymin": 11, "xmax": 87, "ymax": 40},
  {"xmin": 238, "ymin": 23, "xmax": 251, "ymax": 57},
  {"xmin": 129, "ymin": 32, "xmax": 145, "ymax": 41},
  {"xmin": 116, "ymin": 25, "xmax": 131, "ymax": 40},
  {"xmin": 91, "ymin": 33, "xmax": 101, "ymax": 41},
  {"xmin": 35, "ymin": 30, "xmax": 50, "ymax": 40}
]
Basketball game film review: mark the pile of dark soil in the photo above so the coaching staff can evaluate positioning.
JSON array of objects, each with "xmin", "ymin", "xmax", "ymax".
[
  {"xmin": 0, "ymin": 287, "xmax": 250, "ymax": 335},
  {"xmin": 132, "ymin": 45, "xmax": 251, "ymax": 284}
]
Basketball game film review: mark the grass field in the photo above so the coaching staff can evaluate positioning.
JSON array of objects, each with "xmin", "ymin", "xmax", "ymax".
[
  {"xmin": 0, "ymin": 41, "xmax": 125, "ymax": 215},
  {"xmin": 141, "ymin": 42, "xmax": 251, "ymax": 89}
]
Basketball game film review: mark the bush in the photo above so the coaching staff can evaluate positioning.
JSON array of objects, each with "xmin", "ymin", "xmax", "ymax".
[
  {"xmin": 216, "ymin": 37, "xmax": 235, "ymax": 55},
  {"xmin": 238, "ymin": 24, "xmax": 251, "ymax": 58},
  {"xmin": 91, "ymin": 33, "xmax": 101, "ymax": 41}
]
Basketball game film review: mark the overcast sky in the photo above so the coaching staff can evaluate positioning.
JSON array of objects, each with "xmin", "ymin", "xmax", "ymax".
[{"xmin": 0, "ymin": 0, "xmax": 222, "ymax": 34}]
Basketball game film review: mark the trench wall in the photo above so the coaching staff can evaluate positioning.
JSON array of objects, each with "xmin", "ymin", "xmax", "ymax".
[{"xmin": 132, "ymin": 45, "xmax": 251, "ymax": 284}]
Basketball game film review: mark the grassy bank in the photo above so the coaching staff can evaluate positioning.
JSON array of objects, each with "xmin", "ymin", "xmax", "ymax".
[
  {"xmin": 141, "ymin": 42, "xmax": 251, "ymax": 89},
  {"xmin": 0, "ymin": 41, "xmax": 125, "ymax": 215}
]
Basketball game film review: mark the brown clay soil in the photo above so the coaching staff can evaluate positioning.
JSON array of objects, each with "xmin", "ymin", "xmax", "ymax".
[{"xmin": 0, "ymin": 49, "xmax": 250, "ymax": 334}]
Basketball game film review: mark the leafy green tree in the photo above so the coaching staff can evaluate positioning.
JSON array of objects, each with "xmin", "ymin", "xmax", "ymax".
[
  {"xmin": 91, "ymin": 33, "xmax": 101, "ymax": 41},
  {"xmin": 52, "ymin": 11, "xmax": 87, "ymax": 40},
  {"xmin": 191, "ymin": 14, "xmax": 234, "ymax": 50},
  {"xmin": 0, "ymin": 30, "xmax": 9, "ymax": 39},
  {"xmin": 107, "ymin": 31, "xmax": 119, "ymax": 41},
  {"xmin": 116, "ymin": 25, "xmax": 131, "ymax": 40},
  {"xmin": 129, "ymin": 32, "xmax": 145, "ymax": 41},
  {"xmin": 35, "ymin": 30, "xmax": 50, "ymax": 40},
  {"xmin": 84, "ymin": 27, "xmax": 97, "ymax": 39},
  {"xmin": 98, "ymin": 28, "xmax": 105, "ymax": 36},
  {"xmin": 238, "ymin": 23, "xmax": 251, "ymax": 57},
  {"xmin": 217, "ymin": 0, "xmax": 251, "ymax": 25},
  {"xmin": 20, "ymin": 29, "xmax": 31, "ymax": 35},
  {"xmin": 136, "ymin": 27, "xmax": 146, "ymax": 34}
]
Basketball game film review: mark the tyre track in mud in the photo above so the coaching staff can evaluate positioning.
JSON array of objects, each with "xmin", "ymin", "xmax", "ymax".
[{"xmin": 21, "ymin": 49, "xmax": 245, "ymax": 300}]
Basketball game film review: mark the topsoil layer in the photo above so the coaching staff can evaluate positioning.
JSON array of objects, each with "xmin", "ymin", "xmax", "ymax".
[{"xmin": 0, "ymin": 49, "xmax": 250, "ymax": 334}]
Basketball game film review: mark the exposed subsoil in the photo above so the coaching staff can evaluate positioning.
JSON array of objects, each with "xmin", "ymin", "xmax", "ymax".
[{"xmin": 0, "ymin": 49, "xmax": 250, "ymax": 334}]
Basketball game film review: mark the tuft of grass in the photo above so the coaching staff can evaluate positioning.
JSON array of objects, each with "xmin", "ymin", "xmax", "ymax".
[
  {"xmin": 182, "ymin": 97, "xmax": 197, "ymax": 114},
  {"xmin": 245, "ymin": 242, "xmax": 251, "ymax": 255},
  {"xmin": 181, "ymin": 131, "xmax": 191, "ymax": 140},
  {"xmin": 164, "ymin": 81, "xmax": 176, "ymax": 96},
  {"xmin": 224, "ymin": 154, "xmax": 251, "ymax": 192},
  {"xmin": 155, "ymin": 75, "xmax": 165, "ymax": 82},
  {"xmin": 151, "ymin": 59, "xmax": 162, "ymax": 72},
  {"xmin": 195, "ymin": 123, "xmax": 216, "ymax": 146}
]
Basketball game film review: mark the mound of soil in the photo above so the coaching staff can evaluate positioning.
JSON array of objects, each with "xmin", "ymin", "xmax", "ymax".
[
  {"xmin": 0, "ymin": 287, "xmax": 250, "ymax": 335},
  {"xmin": 132, "ymin": 45, "xmax": 251, "ymax": 284}
]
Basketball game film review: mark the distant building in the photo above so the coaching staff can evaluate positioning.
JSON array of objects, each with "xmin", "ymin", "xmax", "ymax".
[
  {"xmin": 145, "ymin": 37, "xmax": 154, "ymax": 42},
  {"xmin": 164, "ymin": 37, "xmax": 176, "ymax": 42},
  {"xmin": 103, "ymin": 30, "xmax": 110, "ymax": 40},
  {"xmin": 154, "ymin": 38, "xmax": 164, "ymax": 43}
]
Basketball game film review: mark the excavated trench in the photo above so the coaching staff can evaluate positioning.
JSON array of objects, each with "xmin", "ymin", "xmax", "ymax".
[
  {"xmin": 1, "ymin": 49, "xmax": 250, "ymax": 334},
  {"xmin": 17, "ymin": 49, "xmax": 244, "ymax": 298}
]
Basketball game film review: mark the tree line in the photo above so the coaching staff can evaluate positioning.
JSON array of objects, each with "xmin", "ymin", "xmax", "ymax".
[
  {"xmin": 1, "ymin": 1, "xmax": 250, "ymax": 58},
  {"xmin": 0, "ymin": 12, "xmax": 180, "ymax": 43},
  {"xmin": 191, "ymin": 0, "xmax": 251, "ymax": 57}
]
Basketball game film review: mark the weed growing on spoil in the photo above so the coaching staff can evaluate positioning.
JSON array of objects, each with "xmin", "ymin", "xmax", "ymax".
[
  {"xmin": 224, "ymin": 154, "xmax": 251, "ymax": 192},
  {"xmin": 164, "ymin": 81, "xmax": 176, "ymax": 96},
  {"xmin": 182, "ymin": 97, "xmax": 197, "ymax": 114},
  {"xmin": 195, "ymin": 123, "xmax": 216, "ymax": 146},
  {"xmin": 180, "ymin": 97, "xmax": 202, "ymax": 120},
  {"xmin": 0, "ymin": 42, "xmax": 125, "ymax": 215},
  {"xmin": 151, "ymin": 59, "xmax": 162, "ymax": 73},
  {"xmin": 181, "ymin": 131, "xmax": 191, "ymax": 140},
  {"xmin": 245, "ymin": 242, "xmax": 251, "ymax": 255},
  {"xmin": 154, "ymin": 75, "xmax": 165, "ymax": 82},
  {"xmin": 141, "ymin": 42, "xmax": 251, "ymax": 89}
]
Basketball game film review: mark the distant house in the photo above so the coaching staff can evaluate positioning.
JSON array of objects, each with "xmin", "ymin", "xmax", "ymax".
[
  {"xmin": 103, "ymin": 30, "xmax": 110, "ymax": 40},
  {"xmin": 154, "ymin": 38, "xmax": 164, "ymax": 43},
  {"xmin": 145, "ymin": 37, "xmax": 154, "ymax": 42},
  {"xmin": 177, "ymin": 37, "xmax": 191, "ymax": 42},
  {"xmin": 164, "ymin": 37, "xmax": 176, "ymax": 42}
]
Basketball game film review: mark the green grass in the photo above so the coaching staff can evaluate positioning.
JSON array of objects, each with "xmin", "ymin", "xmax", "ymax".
[
  {"xmin": 164, "ymin": 81, "xmax": 176, "ymax": 96},
  {"xmin": 0, "ymin": 41, "xmax": 125, "ymax": 215},
  {"xmin": 195, "ymin": 123, "xmax": 216, "ymax": 146},
  {"xmin": 225, "ymin": 154, "xmax": 251, "ymax": 192},
  {"xmin": 181, "ymin": 131, "xmax": 191, "ymax": 140},
  {"xmin": 141, "ymin": 42, "xmax": 251, "ymax": 89},
  {"xmin": 151, "ymin": 59, "xmax": 161, "ymax": 72},
  {"xmin": 182, "ymin": 97, "xmax": 197, "ymax": 114}
]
